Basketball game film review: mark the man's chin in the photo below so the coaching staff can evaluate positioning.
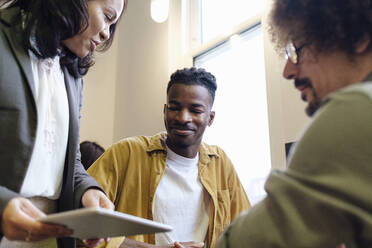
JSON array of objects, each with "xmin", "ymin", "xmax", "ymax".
[{"xmin": 168, "ymin": 136, "xmax": 192, "ymax": 148}]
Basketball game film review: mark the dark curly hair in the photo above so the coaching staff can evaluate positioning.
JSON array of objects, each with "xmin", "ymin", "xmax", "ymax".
[
  {"xmin": 2, "ymin": 0, "xmax": 127, "ymax": 78},
  {"xmin": 269, "ymin": 0, "xmax": 372, "ymax": 57},
  {"xmin": 167, "ymin": 67, "xmax": 217, "ymax": 104}
]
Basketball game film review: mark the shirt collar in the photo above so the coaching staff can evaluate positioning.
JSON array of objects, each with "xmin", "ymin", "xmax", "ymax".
[
  {"xmin": 363, "ymin": 71, "xmax": 372, "ymax": 83},
  {"xmin": 145, "ymin": 132, "xmax": 220, "ymax": 160}
]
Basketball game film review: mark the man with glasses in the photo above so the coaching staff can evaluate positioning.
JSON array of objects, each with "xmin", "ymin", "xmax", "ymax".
[{"xmin": 214, "ymin": 0, "xmax": 372, "ymax": 247}]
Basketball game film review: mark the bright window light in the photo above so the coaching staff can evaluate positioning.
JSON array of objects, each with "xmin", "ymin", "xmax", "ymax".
[
  {"xmin": 200, "ymin": 0, "xmax": 264, "ymax": 43},
  {"xmin": 195, "ymin": 25, "xmax": 270, "ymax": 205}
]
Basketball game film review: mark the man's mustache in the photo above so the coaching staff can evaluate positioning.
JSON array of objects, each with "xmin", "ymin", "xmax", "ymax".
[
  {"xmin": 170, "ymin": 123, "xmax": 195, "ymax": 131},
  {"xmin": 294, "ymin": 78, "xmax": 312, "ymax": 88}
]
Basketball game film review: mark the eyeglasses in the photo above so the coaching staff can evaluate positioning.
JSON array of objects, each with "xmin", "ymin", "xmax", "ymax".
[{"xmin": 285, "ymin": 41, "xmax": 311, "ymax": 65}]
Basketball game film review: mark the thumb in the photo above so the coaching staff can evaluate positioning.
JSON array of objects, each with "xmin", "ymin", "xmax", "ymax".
[
  {"xmin": 195, "ymin": 242, "xmax": 205, "ymax": 248},
  {"xmin": 174, "ymin": 242, "xmax": 186, "ymax": 248},
  {"xmin": 10, "ymin": 198, "xmax": 46, "ymax": 232},
  {"xmin": 20, "ymin": 198, "xmax": 47, "ymax": 219}
]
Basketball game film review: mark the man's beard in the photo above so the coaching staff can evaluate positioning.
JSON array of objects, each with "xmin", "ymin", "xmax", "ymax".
[
  {"xmin": 305, "ymin": 97, "xmax": 321, "ymax": 116},
  {"xmin": 295, "ymin": 78, "xmax": 321, "ymax": 117}
]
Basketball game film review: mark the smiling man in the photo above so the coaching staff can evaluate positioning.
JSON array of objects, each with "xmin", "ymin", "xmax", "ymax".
[
  {"xmin": 215, "ymin": 0, "xmax": 372, "ymax": 248},
  {"xmin": 88, "ymin": 67, "xmax": 250, "ymax": 248}
]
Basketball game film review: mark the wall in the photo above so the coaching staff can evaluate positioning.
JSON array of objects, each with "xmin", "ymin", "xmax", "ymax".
[
  {"xmin": 262, "ymin": 36, "xmax": 310, "ymax": 169},
  {"xmin": 80, "ymin": 36, "xmax": 119, "ymax": 149},
  {"xmin": 113, "ymin": 0, "xmax": 170, "ymax": 141},
  {"xmin": 262, "ymin": 0, "xmax": 310, "ymax": 169},
  {"xmin": 81, "ymin": 0, "xmax": 172, "ymax": 148}
]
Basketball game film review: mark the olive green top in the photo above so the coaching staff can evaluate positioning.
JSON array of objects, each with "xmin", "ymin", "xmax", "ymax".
[{"xmin": 216, "ymin": 72, "xmax": 372, "ymax": 248}]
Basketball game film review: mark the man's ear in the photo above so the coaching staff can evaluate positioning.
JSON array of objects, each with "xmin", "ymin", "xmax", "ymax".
[
  {"xmin": 208, "ymin": 111, "xmax": 215, "ymax": 126},
  {"xmin": 355, "ymin": 35, "xmax": 371, "ymax": 54},
  {"xmin": 163, "ymin": 104, "xmax": 167, "ymax": 127},
  {"xmin": 163, "ymin": 104, "xmax": 167, "ymax": 121}
]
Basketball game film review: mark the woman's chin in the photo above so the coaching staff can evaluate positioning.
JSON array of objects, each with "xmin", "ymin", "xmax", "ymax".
[
  {"xmin": 77, "ymin": 51, "xmax": 90, "ymax": 58},
  {"xmin": 70, "ymin": 48, "xmax": 91, "ymax": 58}
]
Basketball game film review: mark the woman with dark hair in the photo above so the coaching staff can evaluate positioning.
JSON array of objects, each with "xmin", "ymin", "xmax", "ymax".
[{"xmin": 0, "ymin": 0, "xmax": 127, "ymax": 247}]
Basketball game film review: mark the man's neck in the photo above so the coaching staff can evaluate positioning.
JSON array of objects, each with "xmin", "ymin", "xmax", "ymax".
[
  {"xmin": 348, "ymin": 52, "xmax": 372, "ymax": 84},
  {"xmin": 165, "ymin": 141, "xmax": 200, "ymax": 158}
]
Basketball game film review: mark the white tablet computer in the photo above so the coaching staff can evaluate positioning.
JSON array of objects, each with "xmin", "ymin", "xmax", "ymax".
[{"xmin": 38, "ymin": 207, "xmax": 172, "ymax": 240}]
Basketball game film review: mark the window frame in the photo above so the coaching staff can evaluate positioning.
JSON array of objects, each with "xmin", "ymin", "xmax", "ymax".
[{"xmin": 176, "ymin": 0, "xmax": 297, "ymax": 172}]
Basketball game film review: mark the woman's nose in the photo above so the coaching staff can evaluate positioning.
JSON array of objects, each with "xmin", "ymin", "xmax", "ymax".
[{"xmin": 100, "ymin": 25, "xmax": 110, "ymax": 42}]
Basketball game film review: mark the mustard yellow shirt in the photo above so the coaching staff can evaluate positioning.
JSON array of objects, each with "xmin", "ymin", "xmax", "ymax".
[{"xmin": 88, "ymin": 132, "xmax": 250, "ymax": 248}]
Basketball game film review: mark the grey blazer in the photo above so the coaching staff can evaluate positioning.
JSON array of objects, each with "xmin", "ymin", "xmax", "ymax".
[{"xmin": 0, "ymin": 8, "xmax": 101, "ymax": 247}]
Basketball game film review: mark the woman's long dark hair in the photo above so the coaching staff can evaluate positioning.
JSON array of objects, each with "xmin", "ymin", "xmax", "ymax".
[{"xmin": 2, "ymin": 0, "xmax": 126, "ymax": 78}]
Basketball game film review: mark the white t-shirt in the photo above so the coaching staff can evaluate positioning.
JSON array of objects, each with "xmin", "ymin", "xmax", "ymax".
[
  {"xmin": 20, "ymin": 51, "xmax": 69, "ymax": 200},
  {"xmin": 154, "ymin": 146, "xmax": 210, "ymax": 245}
]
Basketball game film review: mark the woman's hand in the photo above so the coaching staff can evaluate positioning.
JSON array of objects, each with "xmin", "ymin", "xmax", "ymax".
[
  {"xmin": 173, "ymin": 241, "xmax": 204, "ymax": 248},
  {"xmin": 1, "ymin": 197, "xmax": 72, "ymax": 242},
  {"xmin": 157, "ymin": 241, "xmax": 204, "ymax": 248},
  {"xmin": 81, "ymin": 188, "xmax": 114, "ymax": 210},
  {"xmin": 81, "ymin": 189, "xmax": 115, "ymax": 247}
]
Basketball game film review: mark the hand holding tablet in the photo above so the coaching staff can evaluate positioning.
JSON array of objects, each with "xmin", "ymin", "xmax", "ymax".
[{"xmin": 38, "ymin": 207, "xmax": 172, "ymax": 240}]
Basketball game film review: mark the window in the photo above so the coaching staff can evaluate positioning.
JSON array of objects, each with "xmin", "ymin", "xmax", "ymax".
[
  {"xmin": 194, "ymin": 25, "xmax": 270, "ymax": 205},
  {"xmin": 200, "ymin": 0, "xmax": 264, "ymax": 43}
]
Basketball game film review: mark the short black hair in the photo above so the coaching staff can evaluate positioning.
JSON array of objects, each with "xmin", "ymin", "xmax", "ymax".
[
  {"xmin": 80, "ymin": 141, "xmax": 105, "ymax": 170},
  {"xmin": 167, "ymin": 67, "xmax": 217, "ymax": 104},
  {"xmin": 269, "ymin": 0, "xmax": 372, "ymax": 56}
]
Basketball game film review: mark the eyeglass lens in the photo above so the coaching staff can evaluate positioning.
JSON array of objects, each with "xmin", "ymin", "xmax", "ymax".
[{"xmin": 285, "ymin": 42, "xmax": 298, "ymax": 64}]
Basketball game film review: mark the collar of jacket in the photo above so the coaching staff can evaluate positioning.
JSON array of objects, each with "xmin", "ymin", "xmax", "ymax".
[
  {"xmin": 0, "ymin": 6, "xmax": 21, "ymax": 27},
  {"xmin": 363, "ymin": 71, "xmax": 372, "ymax": 83}
]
